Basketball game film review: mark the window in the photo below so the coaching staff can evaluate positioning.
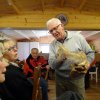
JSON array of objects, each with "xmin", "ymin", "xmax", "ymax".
[{"xmin": 40, "ymin": 44, "xmax": 49, "ymax": 53}]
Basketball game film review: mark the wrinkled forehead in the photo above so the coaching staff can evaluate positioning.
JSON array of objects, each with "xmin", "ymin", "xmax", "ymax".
[
  {"xmin": 47, "ymin": 18, "xmax": 61, "ymax": 29},
  {"xmin": 31, "ymin": 49, "xmax": 39, "ymax": 54}
]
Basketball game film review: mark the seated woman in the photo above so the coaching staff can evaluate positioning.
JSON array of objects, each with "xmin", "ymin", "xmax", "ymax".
[
  {"xmin": 23, "ymin": 48, "xmax": 49, "ymax": 100},
  {"xmin": 0, "ymin": 40, "xmax": 49, "ymax": 100},
  {"xmin": 0, "ymin": 43, "xmax": 7, "ymax": 100},
  {"xmin": 0, "ymin": 40, "xmax": 33, "ymax": 100},
  {"xmin": 0, "ymin": 43, "xmax": 7, "ymax": 83}
]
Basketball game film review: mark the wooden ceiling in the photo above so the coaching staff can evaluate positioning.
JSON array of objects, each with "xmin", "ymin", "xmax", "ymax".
[
  {"xmin": 0, "ymin": 0, "xmax": 100, "ymax": 29},
  {"xmin": 0, "ymin": 0, "xmax": 100, "ymax": 15}
]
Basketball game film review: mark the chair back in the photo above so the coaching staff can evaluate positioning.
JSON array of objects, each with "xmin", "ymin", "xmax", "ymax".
[
  {"xmin": 32, "ymin": 67, "xmax": 42, "ymax": 100},
  {"xmin": 89, "ymin": 65, "xmax": 98, "ymax": 83}
]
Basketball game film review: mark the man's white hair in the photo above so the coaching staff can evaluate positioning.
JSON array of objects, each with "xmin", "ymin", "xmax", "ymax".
[{"xmin": 46, "ymin": 18, "xmax": 62, "ymax": 27}]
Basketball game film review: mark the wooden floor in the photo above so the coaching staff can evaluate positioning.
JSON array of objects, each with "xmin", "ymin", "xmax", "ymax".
[
  {"xmin": 85, "ymin": 80, "xmax": 100, "ymax": 100},
  {"xmin": 48, "ymin": 78, "xmax": 100, "ymax": 100}
]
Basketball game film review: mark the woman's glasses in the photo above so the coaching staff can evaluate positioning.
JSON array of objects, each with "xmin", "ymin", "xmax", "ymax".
[
  {"xmin": 7, "ymin": 45, "xmax": 17, "ymax": 51},
  {"xmin": 4, "ymin": 45, "xmax": 17, "ymax": 53}
]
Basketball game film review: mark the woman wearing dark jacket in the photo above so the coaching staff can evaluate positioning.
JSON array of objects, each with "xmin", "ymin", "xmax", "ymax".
[
  {"xmin": 0, "ymin": 40, "xmax": 33, "ymax": 100},
  {"xmin": 0, "ymin": 63, "xmax": 33, "ymax": 100},
  {"xmin": 0, "ymin": 42, "xmax": 8, "ymax": 100}
]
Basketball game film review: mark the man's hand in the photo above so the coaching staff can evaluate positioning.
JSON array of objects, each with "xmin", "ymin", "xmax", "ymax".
[
  {"xmin": 71, "ymin": 60, "xmax": 90, "ymax": 74},
  {"xmin": 46, "ymin": 65, "xmax": 50, "ymax": 70}
]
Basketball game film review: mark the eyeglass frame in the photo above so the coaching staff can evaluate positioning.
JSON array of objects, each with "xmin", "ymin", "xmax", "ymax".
[
  {"xmin": 3, "ymin": 45, "xmax": 17, "ymax": 54},
  {"xmin": 48, "ymin": 24, "xmax": 62, "ymax": 34}
]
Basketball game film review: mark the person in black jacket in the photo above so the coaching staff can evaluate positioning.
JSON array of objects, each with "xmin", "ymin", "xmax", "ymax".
[
  {"xmin": 0, "ymin": 42, "xmax": 8, "ymax": 100},
  {"xmin": 0, "ymin": 40, "xmax": 33, "ymax": 100}
]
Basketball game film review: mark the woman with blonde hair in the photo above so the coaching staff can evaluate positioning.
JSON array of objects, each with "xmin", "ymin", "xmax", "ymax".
[
  {"xmin": 0, "ymin": 42, "xmax": 7, "ymax": 83},
  {"xmin": 0, "ymin": 39, "xmax": 33, "ymax": 100},
  {"xmin": 0, "ymin": 42, "xmax": 8, "ymax": 99}
]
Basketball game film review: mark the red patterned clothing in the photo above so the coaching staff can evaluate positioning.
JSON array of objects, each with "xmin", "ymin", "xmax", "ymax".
[{"xmin": 23, "ymin": 55, "xmax": 48, "ymax": 78}]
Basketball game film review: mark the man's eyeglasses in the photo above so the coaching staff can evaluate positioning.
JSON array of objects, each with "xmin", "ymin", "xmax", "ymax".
[{"xmin": 49, "ymin": 24, "xmax": 61, "ymax": 34}]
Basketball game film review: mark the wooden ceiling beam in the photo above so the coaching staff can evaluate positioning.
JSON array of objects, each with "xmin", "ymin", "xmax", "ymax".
[
  {"xmin": 60, "ymin": 0, "xmax": 65, "ymax": 7},
  {"xmin": 78, "ymin": 0, "xmax": 87, "ymax": 10},
  {"xmin": 0, "ymin": 9, "xmax": 100, "ymax": 29},
  {"xmin": 40, "ymin": 0, "xmax": 45, "ymax": 12},
  {"xmin": 7, "ymin": 0, "xmax": 20, "ymax": 14}
]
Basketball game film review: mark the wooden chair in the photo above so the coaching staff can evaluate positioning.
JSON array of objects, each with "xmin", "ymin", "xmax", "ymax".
[
  {"xmin": 32, "ymin": 67, "xmax": 42, "ymax": 100},
  {"xmin": 44, "ymin": 68, "xmax": 49, "ymax": 80},
  {"xmin": 89, "ymin": 65, "xmax": 98, "ymax": 83},
  {"xmin": 89, "ymin": 59, "xmax": 98, "ymax": 83},
  {"xmin": 31, "ymin": 66, "xmax": 49, "ymax": 100}
]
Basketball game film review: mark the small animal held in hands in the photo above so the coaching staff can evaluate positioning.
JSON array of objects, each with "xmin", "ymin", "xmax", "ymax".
[{"xmin": 57, "ymin": 45, "xmax": 89, "ymax": 75}]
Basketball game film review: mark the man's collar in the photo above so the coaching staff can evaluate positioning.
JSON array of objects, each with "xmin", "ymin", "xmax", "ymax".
[
  {"xmin": 65, "ymin": 31, "xmax": 73, "ymax": 40},
  {"xmin": 57, "ymin": 31, "xmax": 72, "ymax": 43}
]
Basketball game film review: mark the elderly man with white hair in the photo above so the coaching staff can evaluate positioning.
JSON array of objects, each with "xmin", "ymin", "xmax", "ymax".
[{"xmin": 46, "ymin": 18, "xmax": 95, "ymax": 100}]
